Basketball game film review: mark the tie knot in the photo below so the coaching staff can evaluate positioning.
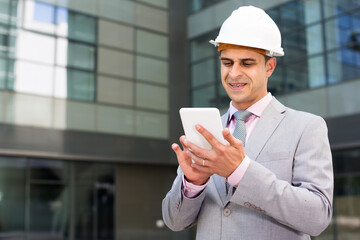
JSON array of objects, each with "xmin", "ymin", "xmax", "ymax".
[{"xmin": 234, "ymin": 110, "xmax": 252, "ymax": 121}]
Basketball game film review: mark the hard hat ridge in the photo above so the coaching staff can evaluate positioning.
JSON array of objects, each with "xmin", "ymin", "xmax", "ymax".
[{"xmin": 210, "ymin": 5, "xmax": 284, "ymax": 57}]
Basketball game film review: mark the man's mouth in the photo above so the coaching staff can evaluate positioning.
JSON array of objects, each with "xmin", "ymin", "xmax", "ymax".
[{"xmin": 229, "ymin": 83, "xmax": 247, "ymax": 89}]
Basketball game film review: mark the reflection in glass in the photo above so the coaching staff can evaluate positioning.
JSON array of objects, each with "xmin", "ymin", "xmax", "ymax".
[
  {"xmin": 30, "ymin": 159, "xmax": 68, "ymax": 182},
  {"xmin": 24, "ymin": 0, "xmax": 55, "ymax": 34},
  {"xmin": 14, "ymin": 60, "xmax": 54, "ymax": 96},
  {"xmin": 285, "ymin": 61, "xmax": 308, "ymax": 92},
  {"xmin": 191, "ymin": 59, "xmax": 216, "ymax": 88},
  {"xmin": 0, "ymin": 57, "xmax": 6, "ymax": 89},
  {"xmin": 192, "ymin": 85, "xmax": 215, "ymax": 107},
  {"xmin": 190, "ymin": 33, "xmax": 217, "ymax": 62},
  {"xmin": 74, "ymin": 162, "xmax": 114, "ymax": 240},
  {"xmin": 308, "ymin": 55, "xmax": 325, "ymax": 88},
  {"xmin": 57, "ymin": 10, "xmax": 96, "ymax": 43},
  {"xmin": 0, "ymin": 157, "xmax": 26, "ymax": 238},
  {"xmin": 29, "ymin": 184, "xmax": 69, "ymax": 240},
  {"xmin": 331, "ymin": 149, "xmax": 360, "ymax": 240},
  {"xmin": 67, "ymin": 69, "xmax": 95, "ymax": 101}
]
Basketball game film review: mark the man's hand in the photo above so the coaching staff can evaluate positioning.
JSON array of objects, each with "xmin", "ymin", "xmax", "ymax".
[
  {"xmin": 185, "ymin": 125, "xmax": 246, "ymax": 178},
  {"xmin": 172, "ymin": 135, "xmax": 211, "ymax": 185}
]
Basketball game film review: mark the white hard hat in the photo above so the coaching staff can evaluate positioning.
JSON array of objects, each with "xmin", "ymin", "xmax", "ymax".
[{"xmin": 210, "ymin": 6, "xmax": 284, "ymax": 57}]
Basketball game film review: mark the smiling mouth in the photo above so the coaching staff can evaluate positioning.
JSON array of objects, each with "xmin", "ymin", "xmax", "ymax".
[{"xmin": 229, "ymin": 83, "xmax": 247, "ymax": 89}]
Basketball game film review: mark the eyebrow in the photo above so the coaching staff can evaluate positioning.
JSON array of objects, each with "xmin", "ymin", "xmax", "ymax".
[{"xmin": 220, "ymin": 57, "xmax": 257, "ymax": 62}]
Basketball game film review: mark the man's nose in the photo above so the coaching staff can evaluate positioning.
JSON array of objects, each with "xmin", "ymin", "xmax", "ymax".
[{"xmin": 229, "ymin": 64, "xmax": 244, "ymax": 79}]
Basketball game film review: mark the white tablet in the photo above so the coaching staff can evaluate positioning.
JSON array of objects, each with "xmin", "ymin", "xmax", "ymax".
[{"xmin": 179, "ymin": 108, "xmax": 226, "ymax": 150}]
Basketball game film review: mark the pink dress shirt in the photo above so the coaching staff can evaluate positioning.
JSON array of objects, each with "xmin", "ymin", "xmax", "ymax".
[{"xmin": 183, "ymin": 93, "xmax": 273, "ymax": 198}]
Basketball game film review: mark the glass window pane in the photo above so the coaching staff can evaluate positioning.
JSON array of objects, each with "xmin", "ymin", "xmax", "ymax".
[
  {"xmin": 0, "ymin": 157, "xmax": 26, "ymax": 237},
  {"xmin": 29, "ymin": 184, "xmax": 69, "ymax": 239},
  {"xmin": 29, "ymin": 159, "xmax": 68, "ymax": 182},
  {"xmin": 325, "ymin": 14, "xmax": 357, "ymax": 51},
  {"xmin": 191, "ymin": 58, "xmax": 215, "ymax": 88},
  {"xmin": 283, "ymin": 29, "xmax": 307, "ymax": 61},
  {"xmin": 323, "ymin": 0, "xmax": 360, "ymax": 18},
  {"xmin": 74, "ymin": 162, "xmax": 115, "ymax": 240},
  {"xmin": 325, "ymin": 18, "xmax": 341, "ymax": 51},
  {"xmin": 67, "ymin": 69, "xmax": 95, "ymax": 101},
  {"xmin": 136, "ymin": 30, "xmax": 168, "ymax": 59},
  {"xmin": 306, "ymin": 24, "xmax": 323, "ymax": 55},
  {"xmin": 67, "ymin": 11, "xmax": 96, "ymax": 43},
  {"xmin": 136, "ymin": 56, "xmax": 168, "ymax": 84},
  {"xmin": 16, "ymin": 30, "xmax": 55, "ymax": 64},
  {"xmin": 136, "ymin": 83, "xmax": 168, "ymax": 111},
  {"xmin": 14, "ymin": 60, "xmax": 54, "ymax": 96},
  {"xmin": 308, "ymin": 55, "xmax": 326, "ymax": 88},
  {"xmin": 192, "ymin": 85, "xmax": 215, "ymax": 107},
  {"xmin": 0, "ymin": 0, "xmax": 10, "ymax": 25},
  {"xmin": 303, "ymin": 0, "xmax": 321, "ymax": 24},
  {"xmin": 135, "ymin": 110, "xmax": 168, "ymax": 139},
  {"xmin": 190, "ymin": 33, "xmax": 216, "ymax": 62},
  {"xmin": 23, "ymin": 0, "xmax": 55, "ymax": 34},
  {"xmin": 0, "ymin": 57, "xmax": 6, "ymax": 89},
  {"xmin": 67, "ymin": 42, "xmax": 95, "ymax": 70},
  {"xmin": 285, "ymin": 61, "xmax": 308, "ymax": 92},
  {"xmin": 281, "ymin": 1, "xmax": 305, "ymax": 31}
]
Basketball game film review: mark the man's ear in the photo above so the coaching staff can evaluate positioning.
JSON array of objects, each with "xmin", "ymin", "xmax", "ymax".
[{"xmin": 265, "ymin": 57, "xmax": 277, "ymax": 78}]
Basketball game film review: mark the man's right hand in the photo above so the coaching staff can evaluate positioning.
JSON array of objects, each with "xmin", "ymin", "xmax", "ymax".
[{"xmin": 172, "ymin": 135, "xmax": 211, "ymax": 185}]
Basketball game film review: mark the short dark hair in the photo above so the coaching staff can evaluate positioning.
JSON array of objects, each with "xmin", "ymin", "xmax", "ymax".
[{"xmin": 264, "ymin": 55, "xmax": 272, "ymax": 63}]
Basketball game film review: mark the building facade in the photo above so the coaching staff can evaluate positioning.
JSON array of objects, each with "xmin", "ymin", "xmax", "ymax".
[
  {"xmin": 0, "ymin": 0, "xmax": 359, "ymax": 239},
  {"xmin": 0, "ymin": 0, "xmax": 191, "ymax": 239}
]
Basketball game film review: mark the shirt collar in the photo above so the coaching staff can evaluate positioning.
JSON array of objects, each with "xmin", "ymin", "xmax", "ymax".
[{"xmin": 227, "ymin": 92, "xmax": 273, "ymax": 122}]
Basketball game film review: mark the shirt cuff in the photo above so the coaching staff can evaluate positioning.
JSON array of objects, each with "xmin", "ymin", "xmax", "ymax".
[
  {"xmin": 226, "ymin": 155, "xmax": 251, "ymax": 187},
  {"xmin": 182, "ymin": 175, "xmax": 209, "ymax": 199}
]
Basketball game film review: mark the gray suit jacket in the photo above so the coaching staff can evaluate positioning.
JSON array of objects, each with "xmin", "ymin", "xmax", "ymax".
[{"xmin": 162, "ymin": 98, "xmax": 333, "ymax": 240}]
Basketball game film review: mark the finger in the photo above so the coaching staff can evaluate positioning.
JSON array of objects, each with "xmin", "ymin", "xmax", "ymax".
[
  {"xmin": 186, "ymin": 150, "xmax": 210, "ymax": 167},
  {"xmin": 195, "ymin": 124, "xmax": 222, "ymax": 149},
  {"xmin": 222, "ymin": 128, "xmax": 243, "ymax": 148},
  {"xmin": 183, "ymin": 138, "xmax": 208, "ymax": 160},
  {"xmin": 179, "ymin": 135, "xmax": 189, "ymax": 150},
  {"xmin": 172, "ymin": 143, "xmax": 186, "ymax": 164},
  {"xmin": 190, "ymin": 161, "xmax": 212, "ymax": 174}
]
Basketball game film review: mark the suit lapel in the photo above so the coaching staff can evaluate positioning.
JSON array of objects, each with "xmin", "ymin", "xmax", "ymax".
[{"xmin": 245, "ymin": 98, "xmax": 286, "ymax": 160}]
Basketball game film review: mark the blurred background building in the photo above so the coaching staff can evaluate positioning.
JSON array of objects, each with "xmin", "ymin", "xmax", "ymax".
[{"xmin": 0, "ymin": 0, "xmax": 359, "ymax": 239}]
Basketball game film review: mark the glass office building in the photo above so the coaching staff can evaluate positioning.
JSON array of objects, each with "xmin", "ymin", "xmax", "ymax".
[{"xmin": 0, "ymin": 0, "xmax": 359, "ymax": 239}]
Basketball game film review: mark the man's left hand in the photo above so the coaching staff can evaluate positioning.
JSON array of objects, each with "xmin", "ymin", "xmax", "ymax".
[{"xmin": 185, "ymin": 124, "xmax": 246, "ymax": 178}]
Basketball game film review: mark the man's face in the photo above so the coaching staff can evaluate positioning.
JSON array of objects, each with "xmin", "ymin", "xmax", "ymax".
[{"xmin": 220, "ymin": 48, "xmax": 276, "ymax": 110}]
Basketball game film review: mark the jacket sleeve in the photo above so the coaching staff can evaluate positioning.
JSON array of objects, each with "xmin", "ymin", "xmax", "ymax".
[
  {"xmin": 231, "ymin": 116, "xmax": 333, "ymax": 236},
  {"xmin": 162, "ymin": 167, "xmax": 206, "ymax": 231}
]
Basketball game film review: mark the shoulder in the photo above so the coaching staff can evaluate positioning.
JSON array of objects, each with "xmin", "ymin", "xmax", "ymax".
[{"xmin": 273, "ymin": 98, "xmax": 326, "ymax": 128}]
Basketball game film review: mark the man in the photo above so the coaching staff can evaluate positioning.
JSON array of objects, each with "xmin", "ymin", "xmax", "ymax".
[{"xmin": 162, "ymin": 6, "xmax": 333, "ymax": 240}]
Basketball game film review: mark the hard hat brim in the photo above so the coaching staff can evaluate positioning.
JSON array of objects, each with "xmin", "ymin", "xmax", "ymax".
[{"xmin": 209, "ymin": 40, "xmax": 284, "ymax": 57}]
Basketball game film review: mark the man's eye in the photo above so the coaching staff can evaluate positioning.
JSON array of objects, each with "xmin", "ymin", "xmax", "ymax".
[
  {"xmin": 222, "ymin": 61, "xmax": 232, "ymax": 66},
  {"xmin": 243, "ymin": 62, "xmax": 253, "ymax": 66}
]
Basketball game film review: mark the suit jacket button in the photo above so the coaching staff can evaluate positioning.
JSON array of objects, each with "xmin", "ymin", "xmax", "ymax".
[
  {"xmin": 223, "ymin": 208, "xmax": 231, "ymax": 216},
  {"xmin": 244, "ymin": 202, "xmax": 251, "ymax": 208}
]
